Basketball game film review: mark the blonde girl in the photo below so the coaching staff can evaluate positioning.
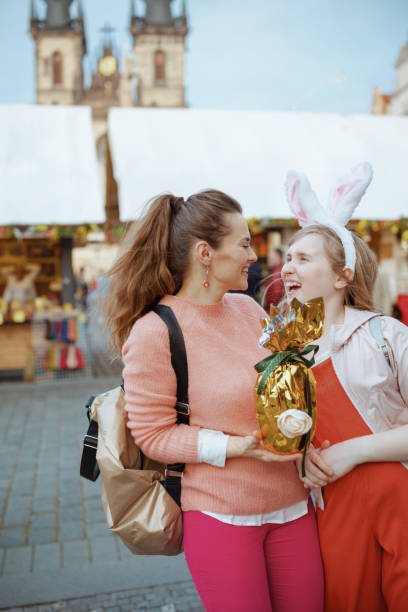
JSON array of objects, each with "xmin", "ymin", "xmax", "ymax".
[{"xmin": 284, "ymin": 164, "xmax": 408, "ymax": 611}]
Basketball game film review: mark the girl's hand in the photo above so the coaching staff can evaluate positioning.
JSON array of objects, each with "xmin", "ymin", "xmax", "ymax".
[
  {"xmin": 300, "ymin": 439, "xmax": 361, "ymax": 488},
  {"xmin": 319, "ymin": 440, "xmax": 361, "ymax": 482},
  {"xmin": 227, "ymin": 431, "xmax": 302, "ymax": 463},
  {"xmin": 298, "ymin": 440, "xmax": 333, "ymax": 488}
]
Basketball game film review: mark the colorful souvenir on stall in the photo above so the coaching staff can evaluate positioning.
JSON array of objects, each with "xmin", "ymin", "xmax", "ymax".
[
  {"xmin": 45, "ymin": 318, "xmax": 78, "ymax": 343},
  {"xmin": 42, "ymin": 345, "xmax": 85, "ymax": 371}
]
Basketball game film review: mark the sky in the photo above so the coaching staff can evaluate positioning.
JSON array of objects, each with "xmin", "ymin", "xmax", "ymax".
[{"xmin": 1, "ymin": 0, "xmax": 408, "ymax": 114}]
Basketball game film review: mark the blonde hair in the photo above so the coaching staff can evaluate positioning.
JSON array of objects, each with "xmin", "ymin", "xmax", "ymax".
[
  {"xmin": 103, "ymin": 190, "xmax": 242, "ymax": 353},
  {"xmin": 288, "ymin": 225, "xmax": 378, "ymax": 311}
]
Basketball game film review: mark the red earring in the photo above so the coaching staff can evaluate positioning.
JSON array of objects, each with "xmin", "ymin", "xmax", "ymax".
[{"xmin": 203, "ymin": 266, "xmax": 210, "ymax": 288}]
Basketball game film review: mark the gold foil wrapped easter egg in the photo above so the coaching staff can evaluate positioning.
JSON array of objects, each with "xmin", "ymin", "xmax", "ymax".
[
  {"xmin": 256, "ymin": 362, "xmax": 317, "ymax": 454},
  {"xmin": 255, "ymin": 297, "xmax": 324, "ymax": 455}
]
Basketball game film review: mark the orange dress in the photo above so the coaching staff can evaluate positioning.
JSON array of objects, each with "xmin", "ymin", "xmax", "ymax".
[{"xmin": 313, "ymin": 357, "xmax": 408, "ymax": 612}]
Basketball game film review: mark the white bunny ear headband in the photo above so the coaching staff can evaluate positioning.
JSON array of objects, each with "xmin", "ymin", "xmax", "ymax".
[{"xmin": 285, "ymin": 162, "xmax": 373, "ymax": 276}]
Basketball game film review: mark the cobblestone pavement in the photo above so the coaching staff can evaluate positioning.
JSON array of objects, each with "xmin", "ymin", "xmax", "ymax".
[
  {"xmin": 0, "ymin": 378, "xmax": 202, "ymax": 610},
  {"xmin": 1, "ymin": 580, "xmax": 204, "ymax": 611}
]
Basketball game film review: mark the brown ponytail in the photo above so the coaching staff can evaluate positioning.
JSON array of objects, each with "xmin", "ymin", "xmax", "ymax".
[{"xmin": 104, "ymin": 190, "xmax": 242, "ymax": 353}]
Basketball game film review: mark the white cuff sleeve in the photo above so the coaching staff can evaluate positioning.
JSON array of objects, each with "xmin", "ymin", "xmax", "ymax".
[{"xmin": 198, "ymin": 429, "xmax": 229, "ymax": 467}]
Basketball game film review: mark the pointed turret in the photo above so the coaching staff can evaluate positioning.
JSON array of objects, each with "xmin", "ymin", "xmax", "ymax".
[
  {"xmin": 145, "ymin": 0, "xmax": 173, "ymax": 25},
  {"xmin": 29, "ymin": 0, "xmax": 40, "ymax": 36},
  {"xmin": 179, "ymin": 0, "xmax": 187, "ymax": 26},
  {"xmin": 395, "ymin": 43, "xmax": 408, "ymax": 69},
  {"xmin": 44, "ymin": 0, "xmax": 74, "ymax": 27},
  {"xmin": 77, "ymin": 0, "xmax": 84, "ymax": 22},
  {"xmin": 30, "ymin": 0, "xmax": 37, "ymax": 20}
]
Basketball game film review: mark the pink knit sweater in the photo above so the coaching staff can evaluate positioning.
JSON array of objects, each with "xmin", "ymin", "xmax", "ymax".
[{"xmin": 123, "ymin": 293, "xmax": 307, "ymax": 514}]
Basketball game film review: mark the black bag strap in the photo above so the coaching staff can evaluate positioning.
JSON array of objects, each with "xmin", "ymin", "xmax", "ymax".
[
  {"xmin": 152, "ymin": 304, "xmax": 189, "ymax": 475},
  {"xmin": 152, "ymin": 304, "xmax": 189, "ymax": 423},
  {"xmin": 80, "ymin": 304, "xmax": 189, "ymax": 481},
  {"xmin": 80, "ymin": 396, "xmax": 100, "ymax": 481}
]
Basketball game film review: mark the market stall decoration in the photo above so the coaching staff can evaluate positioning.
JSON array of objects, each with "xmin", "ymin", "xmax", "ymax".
[{"xmin": 0, "ymin": 105, "xmax": 104, "ymax": 381}]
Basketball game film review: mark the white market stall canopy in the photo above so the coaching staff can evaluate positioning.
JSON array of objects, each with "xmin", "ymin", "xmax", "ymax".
[
  {"xmin": 108, "ymin": 108, "xmax": 408, "ymax": 221},
  {"xmin": 0, "ymin": 105, "xmax": 104, "ymax": 225}
]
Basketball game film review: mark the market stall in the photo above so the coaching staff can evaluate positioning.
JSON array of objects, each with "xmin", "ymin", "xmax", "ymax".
[
  {"xmin": 108, "ymin": 107, "xmax": 408, "ymax": 321},
  {"xmin": 0, "ymin": 105, "xmax": 104, "ymax": 380}
]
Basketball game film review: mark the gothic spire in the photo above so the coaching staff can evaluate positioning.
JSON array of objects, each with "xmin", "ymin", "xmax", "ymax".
[
  {"xmin": 144, "ymin": 0, "xmax": 173, "ymax": 25},
  {"xmin": 77, "ymin": 0, "xmax": 84, "ymax": 21},
  {"xmin": 44, "ymin": 0, "xmax": 74, "ymax": 27},
  {"xmin": 30, "ymin": 0, "xmax": 37, "ymax": 20}
]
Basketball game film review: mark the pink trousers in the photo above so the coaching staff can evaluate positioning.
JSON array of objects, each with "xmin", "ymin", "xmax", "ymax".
[{"xmin": 183, "ymin": 500, "xmax": 324, "ymax": 612}]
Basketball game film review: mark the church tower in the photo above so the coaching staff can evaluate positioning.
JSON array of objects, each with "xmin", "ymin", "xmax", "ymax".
[
  {"xmin": 371, "ymin": 37, "xmax": 408, "ymax": 116},
  {"xmin": 130, "ymin": 0, "xmax": 188, "ymax": 107},
  {"xmin": 30, "ymin": 0, "xmax": 86, "ymax": 105},
  {"xmin": 390, "ymin": 41, "xmax": 408, "ymax": 115}
]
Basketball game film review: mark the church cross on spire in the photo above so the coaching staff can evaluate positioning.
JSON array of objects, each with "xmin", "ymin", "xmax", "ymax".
[{"xmin": 99, "ymin": 22, "xmax": 115, "ymax": 46}]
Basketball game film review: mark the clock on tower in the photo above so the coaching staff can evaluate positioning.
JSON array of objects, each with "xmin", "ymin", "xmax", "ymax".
[{"xmin": 98, "ymin": 55, "xmax": 117, "ymax": 77}]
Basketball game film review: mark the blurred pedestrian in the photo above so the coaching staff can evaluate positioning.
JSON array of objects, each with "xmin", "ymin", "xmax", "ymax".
[
  {"xmin": 244, "ymin": 260, "xmax": 263, "ymax": 300},
  {"xmin": 392, "ymin": 302, "xmax": 402, "ymax": 321},
  {"xmin": 1, "ymin": 261, "xmax": 40, "ymax": 304},
  {"xmin": 373, "ymin": 259, "xmax": 395, "ymax": 315},
  {"xmin": 263, "ymin": 248, "xmax": 285, "ymax": 312},
  {"xmin": 75, "ymin": 266, "xmax": 89, "ymax": 310},
  {"xmin": 230, "ymin": 260, "xmax": 263, "ymax": 302}
]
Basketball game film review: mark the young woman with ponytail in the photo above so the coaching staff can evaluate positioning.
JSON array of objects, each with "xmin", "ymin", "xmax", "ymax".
[{"xmin": 104, "ymin": 190, "xmax": 324, "ymax": 612}]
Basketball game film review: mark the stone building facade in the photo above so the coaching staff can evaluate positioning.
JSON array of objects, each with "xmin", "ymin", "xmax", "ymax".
[
  {"xmin": 30, "ymin": 0, "xmax": 85, "ymax": 106},
  {"xmin": 370, "ymin": 36, "xmax": 408, "ymax": 305},
  {"xmin": 30, "ymin": 0, "xmax": 189, "ymax": 219},
  {"xmin": 371, "ymin": 39, "xmax": 408, "ymax": 115},
  {"xmin": 390, "ymin": 43, "xmax": 408, "ymax": 115},
  {"xmin": 130, "ymin": 0, "xmax": 188, "ymax": 107}
]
